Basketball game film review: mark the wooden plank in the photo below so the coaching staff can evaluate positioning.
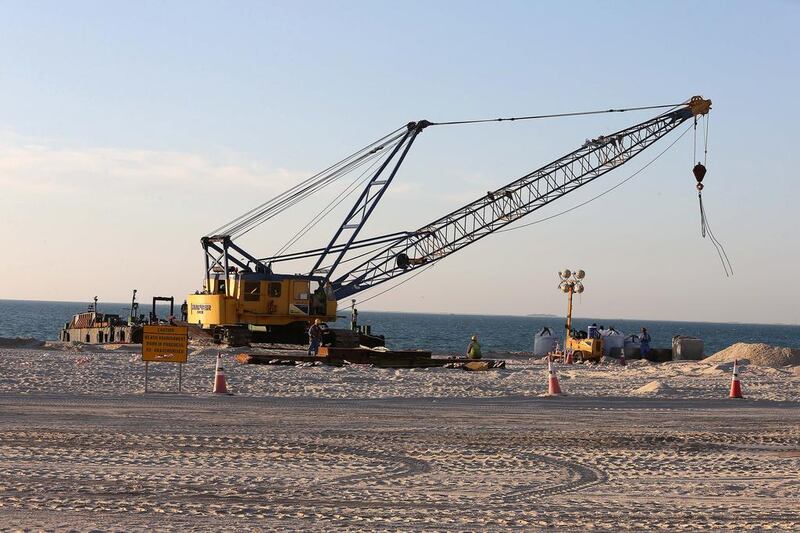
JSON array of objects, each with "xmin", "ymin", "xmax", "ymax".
[{"xmin": 235, "ymin": 350, "xmax": 505, "ymax": 369}]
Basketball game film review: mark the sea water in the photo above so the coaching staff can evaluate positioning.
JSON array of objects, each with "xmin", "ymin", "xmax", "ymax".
[{"xmin": 1, "ymin": 299, "xmax": 798, "ymax": 355}]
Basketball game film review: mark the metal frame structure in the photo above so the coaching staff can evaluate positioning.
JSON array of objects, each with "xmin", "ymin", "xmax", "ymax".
[
  {"xmin": 198, "ymin": 97, "xmax": 710, "ymax": 303},
  {"xmin": 151, "ymin": 296, "xmax": 175, "ymax": 322},
  {"xmin": 201, "ymin": 235, "xmax": 269, "ymax": 290},
  {"xmin": 310, "ymin": 121, "xmax": 430, "ymax": 281},
  {"xmin": 331, "ymin": 104, "xmax": 699, "ymax": 297}
]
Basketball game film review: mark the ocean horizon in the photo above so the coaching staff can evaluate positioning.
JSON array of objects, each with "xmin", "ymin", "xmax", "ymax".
[
  {"xmin": 1, "ymin": 298, "xmax": 799, "ymax": 355},
  {"xmin": 1, "ymin": 297, "xmax": 797, "ymax": 328}
]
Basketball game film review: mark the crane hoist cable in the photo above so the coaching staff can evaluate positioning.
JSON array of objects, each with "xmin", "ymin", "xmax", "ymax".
[
  {"xmin": 207, "ymin": 98, "xmax": 721, "ymax": 297},
  {"xmin": 272, "ymin": 146, "xmax": 399, "ymax": 258},
  {"xmin": 343, "ymin": 124, "xmax": 696, "ymax": 307},
  {"xmin": 495, "ymin": 123, "xmax": 694, "ymax": 234},
  {"xmin": 229, "ymin": 134, "xmax": 406, "ymax": 240},
  {"xmin": 333, "ymin": 102, "xmax": 715, "ymax": 298},
  {"xmin": 211, "ymin": 101, "xmax": 688, "ymax": 242},
  {"xmin": 206, "ymin": 126, "xmax": 406, "ymax": 238},
  {"xmin": 340, "ymin": 262, "xmax": 439, "ymax": 311},
  {"xmin": 262, "ymin": 232, "xmax": 411, "ymax": 264},
  {"xmin": 293, "ymin": 117, "xmax": 691, "ymax": 276},
  {"xmin": 692, "ymin": 113, "xmax": 732, "ymax": 276},
  {"xmin": 229, "ymin": 131, "xmax": 406, "ymax": 239},
  {"xmin": 312, "ymin": 232, "xmax": 408, "ymax": 275},
  {"xmin": 222, "ymin": 126, "xmax": 406, "ymax": 234},
  {"xmin": 350, "ymin": 110, "xmax": 728, "ymax": 307},
  {"xmin": 321, "ymin": 102, "xmax": 706, "ymax": 283}
]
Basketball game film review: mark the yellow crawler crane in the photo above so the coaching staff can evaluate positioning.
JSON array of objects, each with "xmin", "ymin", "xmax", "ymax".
[
  {"xmin": 188, "ymin": 237, "xmax": 338, "ymax": 344},
  {"xmin": 187, "ymin": 97, "xmax": 711, "ymax": 345}
]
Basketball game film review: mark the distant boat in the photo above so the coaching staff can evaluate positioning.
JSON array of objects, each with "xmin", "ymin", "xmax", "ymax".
[{"xmin": 58, "ymin": 294, "xmax": 144, "ymax": 344}]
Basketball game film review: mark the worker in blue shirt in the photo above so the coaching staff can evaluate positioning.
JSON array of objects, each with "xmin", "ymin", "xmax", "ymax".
[{"xmin": 640, "ymin": 327, "xmax": 652, "ymax": 358}]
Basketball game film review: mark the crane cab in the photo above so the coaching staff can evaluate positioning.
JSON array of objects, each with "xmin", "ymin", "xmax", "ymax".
[{"xmin": 187, "ymin": 273, "xmax": 337, "ymax": 342}]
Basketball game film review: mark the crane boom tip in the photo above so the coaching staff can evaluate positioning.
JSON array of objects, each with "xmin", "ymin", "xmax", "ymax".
[{"xmin": 688, "ymin": 96, "xmax": 712, "ymax": 116}]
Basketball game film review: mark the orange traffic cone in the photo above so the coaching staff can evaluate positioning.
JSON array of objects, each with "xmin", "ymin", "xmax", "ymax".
[
  {"xmin": 213, "ymin": 352, "xmax": 231, "ymax": 395},
  {"xmin": 729, "ymin": 359, "xmax": 743, "ymax": 399},
  {"xmin": 564, "ymin": 350, "xmax": 574, "ymax": 365},
  {"xmin": 548, "ymin": 359, "xmax": 562, "ymax": 396}
]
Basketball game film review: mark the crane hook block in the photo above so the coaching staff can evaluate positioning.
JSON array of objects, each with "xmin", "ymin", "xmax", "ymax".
[
  {"xmin": 694, "ymin": 163, "xmax": 707, "ymax": 191},
  {"xmin": 693, "ymin": 163, "xmax": 707, "ymax": 183}
]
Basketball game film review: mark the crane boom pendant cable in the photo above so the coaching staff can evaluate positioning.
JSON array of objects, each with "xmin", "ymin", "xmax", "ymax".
[
  {"xmin": 201, "ymin": 96, "xmax": 725, "ymax": 303},
  {"xmin": 429, "ymin": 102, "xmax": 686, "ymax": 127}
]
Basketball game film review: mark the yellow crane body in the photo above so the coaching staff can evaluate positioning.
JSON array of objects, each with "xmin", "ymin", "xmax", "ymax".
[{"xmin": 188, "ymin": 275, "xmax": 337, "ymax": 336}]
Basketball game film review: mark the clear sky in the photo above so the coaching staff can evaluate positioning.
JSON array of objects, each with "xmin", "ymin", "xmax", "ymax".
[{"xmin": 1, "ymin": 1, "xmax": 798, "ymax": 324}]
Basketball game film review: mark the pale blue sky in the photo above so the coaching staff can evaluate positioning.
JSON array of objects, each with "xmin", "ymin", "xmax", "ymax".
[{"xmin": 1, "ymin": 1, "xmax": 798, "ymax": 324}]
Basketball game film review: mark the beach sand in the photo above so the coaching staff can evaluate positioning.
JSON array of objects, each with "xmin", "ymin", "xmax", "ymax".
[
  {"xmin": 1, "ymin": 342, "xmax": 798, "ymax": 402},
  {"xmin": 1, "ymin": 342, "xmax": 799, "ymax": 530}
]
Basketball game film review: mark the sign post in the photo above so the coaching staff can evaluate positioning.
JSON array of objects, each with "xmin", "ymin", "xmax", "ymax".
[{"xmin": 142, "ymin": 325, "xmax": 189, "ymax": 393}]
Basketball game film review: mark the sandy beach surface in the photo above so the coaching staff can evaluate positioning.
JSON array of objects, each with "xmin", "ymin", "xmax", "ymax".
[{"xmin": 1, "ymin": 342, "xmax": 799, "ymax": 530}]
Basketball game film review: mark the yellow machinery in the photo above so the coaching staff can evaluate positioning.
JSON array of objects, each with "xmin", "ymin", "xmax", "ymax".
[
  {"xmin": 188, "ymin": 276, "xmax": 337, "ymax": 341},
  {"xmin": 187, "ymin": 237, "xmax": 338, "ymax": 343},
  {"xmin": 558, "ymin": 269, "xmax": 604, "ymax": 363},
  {"xmin": 566, "ymin": 336, "xmax": 604, "ymax": 363},
  {"xmin": 185, "ymin": 98, "xmax": 711, "ymax": 345}
]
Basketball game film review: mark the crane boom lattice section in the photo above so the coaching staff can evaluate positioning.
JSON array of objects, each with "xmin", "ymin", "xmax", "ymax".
[{"xmin": 332, "ymin": 105, "xmax": 697, "ymax": 298}]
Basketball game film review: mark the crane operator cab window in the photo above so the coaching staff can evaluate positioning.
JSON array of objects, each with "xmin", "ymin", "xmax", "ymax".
[
  {"xmin": 244, "ymin": 281, "xmax": 261, "ymax": 302},
  {"xmin": 312, "ymin": 283, "xmax": 328, "ymax": 316},
  {"xmin": 210, "ymin": 276, "xmax": 226, "ymax": 295},
  {"xmin": 268, "ymin": 282, "xmax": 281, "ymax": 297}
]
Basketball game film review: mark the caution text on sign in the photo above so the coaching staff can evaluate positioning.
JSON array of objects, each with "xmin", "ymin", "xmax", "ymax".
[{"xmin": 142, "ymin": 325, "xmax": 188, "ymax": 363}]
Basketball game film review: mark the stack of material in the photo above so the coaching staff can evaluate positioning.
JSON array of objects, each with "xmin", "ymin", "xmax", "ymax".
[
  {"xmin": 672, "ymin": 336, "xmax": 704, "ymax": 360},
  {"xmin": 318, "ymin": 345, "xmax": 434, "ymax": 366},
  {"xmin": 623, "ymin": 334, "xmax": 641, "ymax": 358},
  {"xmin": 644, "ymin": 348, "xmax": 673, "ymax": 363},
  {"xmin": 325, "ymin": 329, "xmax": 361, "ymax": 348},
  {"xmin": 236, "ymin": 347, "xmax": 506, "ymax": 369},
  {"xmin": 533, "ymin": 327, "xmax": 558, "ymax": 356},
  {"xmin": 451, "ymin": 360, "xmax": 506, "ymax": 371},
  {"xmin": 600, "ymin": 328, "xmax": 625, "ymax": 357}
]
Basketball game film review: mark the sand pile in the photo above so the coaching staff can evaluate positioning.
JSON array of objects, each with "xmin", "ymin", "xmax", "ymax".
[
  {"xmin": 0, "ymin": 337, "xmax": 45, "ymax": 349},
  {"xmin": 705, "ymin": 342, "xmax": 800, "ymax": 367},
  {"xmin": 631, "ymin": 380, "xmax": 674, "ymax": 395}
]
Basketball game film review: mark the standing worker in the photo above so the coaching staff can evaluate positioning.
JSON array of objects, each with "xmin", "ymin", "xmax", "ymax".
[
  {"xmin": 180, "ymin": 300, "xmax": 188, "ymax": 321},
  {"xmin": 640, "ymin": 327, "xmax": 652, "ymax": 358},
  {"xmin": 466, "ymin": 335, "xmax": 482, "ymax": 359},
  {"xmin": 308, "ymin": 319, "xmax": 324, "ymax": 356}
]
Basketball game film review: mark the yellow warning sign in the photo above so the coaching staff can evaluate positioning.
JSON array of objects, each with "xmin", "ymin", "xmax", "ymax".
[{"xmin": 142, "ymin": 325, "xmax": 188, "ymax": 363}]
